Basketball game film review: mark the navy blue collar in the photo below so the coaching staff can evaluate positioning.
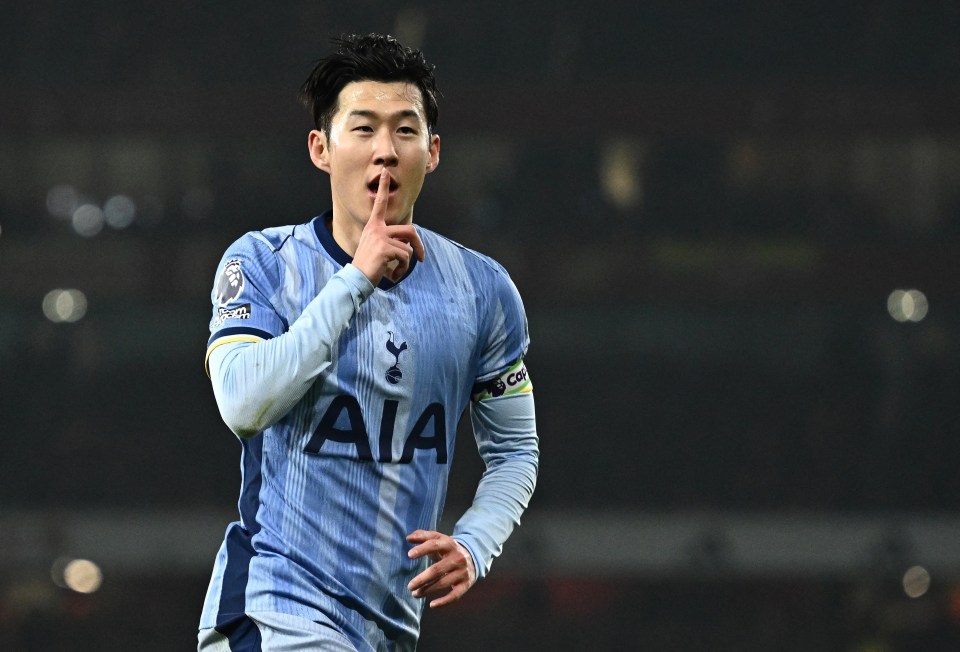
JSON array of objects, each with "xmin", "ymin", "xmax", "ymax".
[{"xmin": 312, "ymin": 210, "xmax": 418, "ymax": 290}]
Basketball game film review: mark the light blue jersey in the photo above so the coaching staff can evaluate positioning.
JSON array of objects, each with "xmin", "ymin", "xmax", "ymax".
[{"xmin": 199, "ymin": 212, "xmax": 537, "ymax": 651}]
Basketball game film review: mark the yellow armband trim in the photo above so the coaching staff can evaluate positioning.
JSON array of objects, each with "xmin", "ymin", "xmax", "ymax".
[{"xmin": 204, "ymin": 335, "xmax": 264, "ymax": 377}]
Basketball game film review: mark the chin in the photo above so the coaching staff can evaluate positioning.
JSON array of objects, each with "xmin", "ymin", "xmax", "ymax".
[{"xmin": 387, "ymin": 209, "xmax": 413, "ymax": 225}]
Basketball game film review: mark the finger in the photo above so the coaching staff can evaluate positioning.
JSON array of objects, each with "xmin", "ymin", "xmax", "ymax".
[
  {"xmin": 409, "ymin": 229, "xmax": 425, "ymax": 262},
  {"xmin": 410, "ymin": 569, "xmax": 467, "ymax": 602},
  {"xmin": 409, "ymin": 555, "xmax": 447, "ymax": 583},
  {"xmin": 379, "ymin": 236, "xmax": 412, "ymax": 258},
  {"xmin": 416, "ymin": 577, "xmax": 457, "ymax": 600},
  {"xmin": 383, "ymin": 245, "xmax": 412, "ymax": 282},
  {"xmin": 406, "ymin": 529, "xmax": 442, "ymax": 543},
  {"xmin": 370, "ymin": 168, "xmax": 390, "ymax": 224},
  {"xmin": 428, "ymin": 582, "xmax": 469, "ymax": 608},
  {"xmin": 407, "ymin": 568, "xmax": 442, "ymax": 594},
  {"xmin": 385, "ymin": 225, "xmax": 424, "ymax": 258},
  {"xmin": 388, "ymin": 227, "xmax": 424, "ymax": 262},
  {"xmin": 387, "ymin": 264, "xmax": 403, "ymax": 284},
  {"xmin": 407, "ymin": 564, "xmax": 469, "ymax": 598},
  {"xmin": 406, "ymin": 530, "xmax": 442, "ymax": 550},
  {"xmin": 407, "ymin": 537, "xmax": 447, "ymax": 561}
]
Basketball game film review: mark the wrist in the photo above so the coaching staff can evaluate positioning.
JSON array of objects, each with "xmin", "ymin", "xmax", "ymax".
[
  {"xmin": 453, "ymin": 540, "xmax": 478, "ymax": 584},
  {"xmin": 340, "ymin": 264, "xmax": 377, "ymax": 298}
]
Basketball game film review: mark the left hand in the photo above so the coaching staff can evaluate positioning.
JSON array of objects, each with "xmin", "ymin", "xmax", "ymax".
[{"xmin": 406, "ymin": 530, "xmax": 477, "ymax": 608}]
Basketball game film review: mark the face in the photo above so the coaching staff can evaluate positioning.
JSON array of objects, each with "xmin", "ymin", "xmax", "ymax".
[{"xmin": 308, "ymin": 80, "xmax": 440, "ymax": 229}]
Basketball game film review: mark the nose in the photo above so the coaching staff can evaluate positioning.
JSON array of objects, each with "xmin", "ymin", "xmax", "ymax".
[{"xmin": 373, "ymin": 129, "xmax": 399, "ymax": 167}]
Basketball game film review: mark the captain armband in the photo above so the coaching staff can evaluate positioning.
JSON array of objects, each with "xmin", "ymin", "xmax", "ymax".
[{"xmin": 471, "ymin": 359, "xmax": 533, "ymax": 402}]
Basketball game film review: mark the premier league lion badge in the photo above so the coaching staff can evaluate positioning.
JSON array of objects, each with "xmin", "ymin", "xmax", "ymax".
[{"xmin": 215, "ymin": 259, "xmax": 245, "ymax": 306}]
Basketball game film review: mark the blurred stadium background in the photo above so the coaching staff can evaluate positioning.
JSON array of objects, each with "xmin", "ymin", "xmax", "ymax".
[{"xmin": 3, "ymin": 1, "xmax": 960, "ymax": 650}]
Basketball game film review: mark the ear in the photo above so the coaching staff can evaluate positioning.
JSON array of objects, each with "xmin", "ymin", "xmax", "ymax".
[
  {"xmin": 308, "ymin": 129, "xmax": 331, "ymax": 173},
  {"xmin": 425, "ymin": 134, "xmax": 440, "ymax": 174}
]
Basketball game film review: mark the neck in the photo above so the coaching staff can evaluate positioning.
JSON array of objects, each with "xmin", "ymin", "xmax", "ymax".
[{"xmin": 330, "ymin": 214, "xmax": 362, "ymax": 258}]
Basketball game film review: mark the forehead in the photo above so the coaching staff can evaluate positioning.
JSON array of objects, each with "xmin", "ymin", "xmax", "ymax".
[{"xmin": 334, "ymin": 80, "xmax": 426, "ymax": 120}]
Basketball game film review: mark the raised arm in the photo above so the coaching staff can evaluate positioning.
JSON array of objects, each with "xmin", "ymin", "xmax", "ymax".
[
  {"xmin": 208, "ymin": 264, "xmax": 373, "ymax": 438},
  {"xmin": 209, "ymin": 169, "xmax": 423, "ymax": 438}
]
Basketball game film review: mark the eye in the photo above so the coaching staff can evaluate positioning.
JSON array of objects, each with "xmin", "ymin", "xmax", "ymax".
[
  {"xmin": 398, "ymin": 126, "xmax": 418, "ymax": 135},
  {"xmin": 352, "ymin": 125, "xmax": 373, "ymax": 133}
]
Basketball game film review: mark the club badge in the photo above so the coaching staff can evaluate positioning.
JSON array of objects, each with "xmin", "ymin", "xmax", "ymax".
[{"xmin": 385, "ymin": 330, "xmax": 408, "ymax": 384}]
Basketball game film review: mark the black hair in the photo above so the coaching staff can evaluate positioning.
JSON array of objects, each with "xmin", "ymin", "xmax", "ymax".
[{"xmin": 299, "ymin": 33, "xmax": 441, "ymax": 136}]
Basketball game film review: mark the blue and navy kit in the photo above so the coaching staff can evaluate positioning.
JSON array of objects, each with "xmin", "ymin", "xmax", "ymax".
[{"xmin": 199, "ymin": 212, "xmax": 538, "ymax": 651}]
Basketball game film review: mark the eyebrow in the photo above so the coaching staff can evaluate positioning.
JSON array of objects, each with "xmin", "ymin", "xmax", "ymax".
[{"xmin": 347, "ymin": 109, "xmax": 421, "ymax": 121}]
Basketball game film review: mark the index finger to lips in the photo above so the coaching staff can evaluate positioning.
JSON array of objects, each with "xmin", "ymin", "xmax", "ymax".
[{"xmin": 371, "ymin": 169, "xmax": 390, "ymax": 223}]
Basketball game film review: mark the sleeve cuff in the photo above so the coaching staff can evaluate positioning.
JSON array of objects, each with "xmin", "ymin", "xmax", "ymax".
[
  {"xmin": 451, "ymin": 535, "xmax": 485, "ymax": 581},
  {"xmin": 339, "ymin": 264, "xmax": 376, "ymax": 302}
]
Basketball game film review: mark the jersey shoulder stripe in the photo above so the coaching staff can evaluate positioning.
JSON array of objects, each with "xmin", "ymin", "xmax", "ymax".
[{"xmin": 250, "ymin": 225, "xmax": 297, "ymax": 252}]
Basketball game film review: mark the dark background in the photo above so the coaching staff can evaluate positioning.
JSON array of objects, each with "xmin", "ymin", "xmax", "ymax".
[{"xmin": 3, "ymin": 1, "xmax": 960, "ymax": 650}]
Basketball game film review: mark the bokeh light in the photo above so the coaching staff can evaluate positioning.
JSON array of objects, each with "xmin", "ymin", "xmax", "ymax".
[
  {"xmin": 103, "ymin": 194, "xmax": 137, "ymax": 229},
  {"xmin": 72, "ymin": 204, "xmax": 105, "ymax": 237},
  {"xmin": 42, "ymin": 289, "xmax": 88, "ymax": 323},
  {"xmin": 599, "ymin": 140, "xmax": 643, "ymax": 211},
  {"xmin": 903, "ymin": 565, "xmax": 931, "ymax": 598},
  {"xmin": 887, "ymin": 289, "xmax": 929, "ymax": 323},
  {"xmin": 62, "ymin": 559, "xmax": 103, "ymax": 594}
]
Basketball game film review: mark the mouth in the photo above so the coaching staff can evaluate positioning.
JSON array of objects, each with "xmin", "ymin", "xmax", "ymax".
[{"xmin": 367, "ymin": 175, "xmax": 399, "ymax": 194}]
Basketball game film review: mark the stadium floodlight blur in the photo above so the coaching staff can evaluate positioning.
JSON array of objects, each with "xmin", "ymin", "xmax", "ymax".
[
  {"xmin": 71, "ymin": 204, "xmax": 105, "ymax": 237},
  {"xmin": 42, "ymin": 289, "xmax": 88, "ymax": 323},
  {"xmin": 887, "ymin": 288, "xmax": 929, "ymax": 322},
  {"xmin": 103, "ymin": 194, "xmax": 136, "ymax": 229},
  {"xmin": 599, "ymin": 139, "xmax": 644, "ymax": 211},
  {"xmin": 51, "ymin": 557, "xmax": 103, "ymax": 594},
  {"xmin": 903, "ymin": 565, "xmax": 931, "ymax": 599}
]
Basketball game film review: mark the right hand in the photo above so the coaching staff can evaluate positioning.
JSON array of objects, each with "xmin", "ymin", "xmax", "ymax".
[{"xmin": 352, "ymin": 169, "xmax": 425, "ymax": 285}]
